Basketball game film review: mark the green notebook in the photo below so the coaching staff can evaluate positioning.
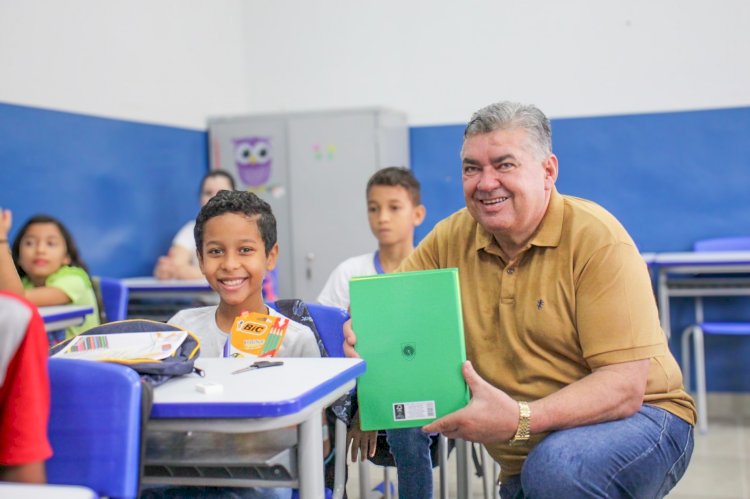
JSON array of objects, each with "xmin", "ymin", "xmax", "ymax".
[{"xmin": 350, "ymin": 268, "xmax": 469, "ymax": 430}]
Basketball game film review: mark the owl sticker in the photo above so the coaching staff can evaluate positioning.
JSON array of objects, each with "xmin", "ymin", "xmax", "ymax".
[{"xmin": 233, "ymin": 137, "xmax": 272, "ymax": 187}]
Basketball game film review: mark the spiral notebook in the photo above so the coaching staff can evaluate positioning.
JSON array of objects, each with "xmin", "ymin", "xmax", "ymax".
[{"xmin": 349, "ymin": 267, "xmax": 469, "ymax": 430}]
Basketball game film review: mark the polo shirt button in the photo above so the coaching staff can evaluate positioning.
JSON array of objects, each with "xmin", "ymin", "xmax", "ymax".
[{"xmin": 507, "ymin": 268, "xmax": 515, "ymax": 274}]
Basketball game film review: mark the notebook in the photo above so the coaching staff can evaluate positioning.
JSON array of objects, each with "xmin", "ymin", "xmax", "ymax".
[{"xmin": 349, "ymin": 267, "xmax": 469, "ymax": 430}]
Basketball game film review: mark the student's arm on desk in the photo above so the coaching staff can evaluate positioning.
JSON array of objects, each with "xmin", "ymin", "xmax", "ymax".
[
  {"xmin": 154, "ymin": 246, "xmax": 204, "ymax": 280},
  {"xmin": 423, "ymin": 359, "xmax": 649, "ymax": 444}
]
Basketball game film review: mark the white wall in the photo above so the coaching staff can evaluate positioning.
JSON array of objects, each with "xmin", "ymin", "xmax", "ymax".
[
  {"xmin": 0, "ymin": 0, "xmax": 248, "ymax": 129},
  {"xmin": 2, "ymin": 0, "xmax": 749, "ymax": 128}
]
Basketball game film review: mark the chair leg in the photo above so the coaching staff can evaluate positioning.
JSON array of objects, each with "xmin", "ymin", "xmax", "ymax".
[
  {"xmin": 680, "ymin": 326, "xmax": 694, "ymax": 392},
  {"xmin": 332, "ymin": 420, "xmax": 347, "ymax": 499},
  {"xmin": 455, "ymin": 439, "xmax": 471, "ymax": 499},
  {"xmin": 383, "ymin": 467, "xmax": 394, "ymax": 499},
  {"xmin": 358, "ymin": 458, "xmax": 370, "ymax": 499},
  {"xmin": 438, "ymin": 436, "xmax": 449, "ymax": 499},
  {"xmin": 693, "ymin": 326, "xmax": 708, "ymax": 433},
  {"xmin": 480, "ymin": 445, "xmax": 496, "ymax": 499}
]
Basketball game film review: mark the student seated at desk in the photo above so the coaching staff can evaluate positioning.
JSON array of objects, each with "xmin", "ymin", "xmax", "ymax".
[
  {"xmin": 148, "ymin": 190, "xmax": 319, "ymax": 499},
  {"xmin": 154, "ymin": 170, "xmax": 235, "ymax": 281},
  {"xmin": 0, "ymin": 209, "xmax": 99, "ymax": 342},
  {"xmin": 153, "ymin": 170, "xmax": 278, "ymax": 301},
  {"xmin": 318, "ymin": 166, "xmax": 433, "ymax": 499},
  {"xmin": 0, "ymin": 291, "xmax": 53, "ymax": 484}
]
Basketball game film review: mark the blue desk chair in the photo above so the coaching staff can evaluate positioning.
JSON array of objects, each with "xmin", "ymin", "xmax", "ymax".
[
  {"xmin": 93, "ymin": 276, "xmax": 129, "ymax": 322},
  {"xmin": 47, "ymin": 358, "xmax": 144, "ymax": 499},
  {"xmin": 680, "ymin": 236, "xmax": 750, "ymax": 433}
]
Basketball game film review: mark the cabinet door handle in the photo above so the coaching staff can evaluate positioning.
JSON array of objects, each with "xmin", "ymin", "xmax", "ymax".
[{"xmin": 306, "ymin": 252, "xmax": 315, "ymax": 280}]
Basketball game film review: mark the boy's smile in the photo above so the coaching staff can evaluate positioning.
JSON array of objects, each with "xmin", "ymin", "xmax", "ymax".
[{"xmin": 198, "ymin": 212, "xmax": 278, "ymax": 315}]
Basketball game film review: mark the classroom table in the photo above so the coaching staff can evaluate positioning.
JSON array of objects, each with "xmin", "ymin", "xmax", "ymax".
[
  {"xmin": 652, "ymin": 251, "xmax": 750, "ymax": 337},
  {"xmin": 121, "ymin": 277, "xmax": 216, "ymax": 321},
  {"xmin": 0, "ymin": 482, "xmax": 97, "ymax": 499},
  {"xmin": 143, "ymin": 357, "xmax": 365, "ymax": 499},
  {"xmin": 39, "ymin": 305, "xmax": 94, "ymax": 332},
  {"xmin": 122, "ymin": 277, "xmax": 214, "ymax": 300}
]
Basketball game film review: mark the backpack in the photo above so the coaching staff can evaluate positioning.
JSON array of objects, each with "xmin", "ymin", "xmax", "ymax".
[{"xmin": 48, "ymin": 319, "xmax": 202, "ymax": 387}]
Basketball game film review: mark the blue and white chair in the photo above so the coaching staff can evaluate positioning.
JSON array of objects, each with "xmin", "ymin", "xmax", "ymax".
[
  {"xmin": 680, "ymin": 236, "xmax": 750, "ymax": 433},
  {"xmin": 95, "ymin": 276, "xmax": 129, "ymax": 322},
  {"xmin": 47, "ymin": 358, "xmax": 144, "ymax": 498}
]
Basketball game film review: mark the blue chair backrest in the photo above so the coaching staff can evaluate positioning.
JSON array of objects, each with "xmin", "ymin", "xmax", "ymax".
[
  {"xmin": 99, "ymin": 277, "xmax": 129, "ymax": 322},
  {"xmin": 306, "ymin": 303, "xmax": 349, "ymax": 358},
  {"xmin": 47, "ymin": 358, "xmax": 143, "ymax": 499},
  {"xmin": 694, "ymin": 236, "xmax": 750, "ymax": 252}
]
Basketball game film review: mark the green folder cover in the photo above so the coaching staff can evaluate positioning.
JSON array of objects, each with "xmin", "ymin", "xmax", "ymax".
[{"xmin": 350, "ymin": 268, "xmax": 469, "ymax": 430}]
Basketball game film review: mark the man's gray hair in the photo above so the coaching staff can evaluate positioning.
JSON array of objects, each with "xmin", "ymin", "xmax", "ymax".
[{"xmin": 464, "ymin": 101, "xmax": 552, "ymax": 159}]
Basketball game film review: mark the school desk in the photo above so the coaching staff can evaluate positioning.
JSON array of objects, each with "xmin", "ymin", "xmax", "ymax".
[
  {"xmin": 143, "ymin": 357, "xmax": 365, "ymax": 499},
  {"xmin": 121, "ymin": 277, "xmax": 216, "ymax": 321},
  {"xmin": 39, "ymin": 304, "xmax": 94, "ymax": 332},
  {"xmin": 0, "ymin": 482, "xmax": 97, "ymax": 499},
  {"xmin": 652, "ymin": 251, "xmax": 750, "ymax": 337}
]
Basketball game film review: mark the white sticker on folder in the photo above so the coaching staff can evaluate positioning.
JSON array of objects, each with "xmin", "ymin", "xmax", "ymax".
[{"xmin": 392, "ymin": 401, "xmax": 436, "ymax": 421}]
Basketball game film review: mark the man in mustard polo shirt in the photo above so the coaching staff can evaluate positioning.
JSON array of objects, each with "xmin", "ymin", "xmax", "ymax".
[{"xmin": 344, "ymin": 101, "xmax": 695, "ymax": 498}]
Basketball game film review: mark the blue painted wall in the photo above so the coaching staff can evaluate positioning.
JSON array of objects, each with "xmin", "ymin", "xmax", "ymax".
[
  {"xmin": 0, "ymin": 102, "xmax": 208, "ymax": 277},
  {"xmin": 1, "ymin": 102, "xmax": 748, "ymax": 391}
]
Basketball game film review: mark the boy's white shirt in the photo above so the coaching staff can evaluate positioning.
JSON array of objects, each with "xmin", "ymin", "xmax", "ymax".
[
  {"xmin": 168, "ymin": 305, "xmax": 320, "ymax": 358},
  {"xmin": 316, "ymin": 252, "xmax": 377, "ymax": 310}
]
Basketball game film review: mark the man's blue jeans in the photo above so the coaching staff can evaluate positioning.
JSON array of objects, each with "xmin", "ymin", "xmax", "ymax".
[
  {"xmin": 386, "ymin": 427, "xmax": 434, "ymax": 499},
  {"xmin": 499, "ymin": 405, "xmax": 694, "ymax": 499}
]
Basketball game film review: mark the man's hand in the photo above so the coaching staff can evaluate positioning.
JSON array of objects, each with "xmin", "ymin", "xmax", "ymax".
[
  {"xmin": 347, "ymin": 410, "xmax": 378, "ymax": 462},
  {"xmin": 423, "ymin": 361, "xmax": 520, "ymax": 444},
  {"xmin": 342, "ymin": 318, "xmax": 360, "ymax": 359}
]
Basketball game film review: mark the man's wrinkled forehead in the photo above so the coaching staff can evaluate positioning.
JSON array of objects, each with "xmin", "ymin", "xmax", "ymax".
[{"xmin": 461, "ymin": 127, "xmax": 544, "ymax": 162}]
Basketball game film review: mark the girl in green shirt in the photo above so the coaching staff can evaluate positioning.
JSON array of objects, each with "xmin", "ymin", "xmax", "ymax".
[{"xmin": 11, "ymin": 214, "xmax": 100, "ymax": 342}]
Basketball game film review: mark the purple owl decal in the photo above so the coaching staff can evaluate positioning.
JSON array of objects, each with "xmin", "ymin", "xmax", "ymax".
[{"xmin": 233, "ymin": 137, "xmax": 272, "ymax": 187}]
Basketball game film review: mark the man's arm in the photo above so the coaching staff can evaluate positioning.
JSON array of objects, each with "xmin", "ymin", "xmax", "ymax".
[{"xmin": 423, "ymin": 358, "xmax": 649, "ymax": 444}]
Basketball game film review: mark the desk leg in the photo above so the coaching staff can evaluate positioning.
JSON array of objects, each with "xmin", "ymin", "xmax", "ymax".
[
  {"xmin": 658, "ymin": 269, "xmax": 671, "ymax": 338},
  {"xmin": 298, "ymin": 411, "xmax": 325, "ymax": 499}
]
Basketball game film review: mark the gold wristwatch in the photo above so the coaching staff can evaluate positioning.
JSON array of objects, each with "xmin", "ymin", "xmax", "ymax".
[{"xmin": 509, "ymin": 401, "xmax": 531, "ymax": 445}]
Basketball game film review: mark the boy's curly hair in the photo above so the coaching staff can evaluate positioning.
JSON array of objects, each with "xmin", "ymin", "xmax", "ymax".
[{"xmin": 194, "ymin": 190, "xmax": 277, "ymax": 255}]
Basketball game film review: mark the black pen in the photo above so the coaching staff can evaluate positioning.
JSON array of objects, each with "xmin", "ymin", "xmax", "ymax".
[{"xmin": 231, "ymin": 360, "xmax": 284, "ymax": 375}]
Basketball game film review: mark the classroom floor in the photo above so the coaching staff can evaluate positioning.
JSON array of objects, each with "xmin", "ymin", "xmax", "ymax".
[{"xmin": 346, "ymin": 393, "xmax": 750, "ymax": 498}]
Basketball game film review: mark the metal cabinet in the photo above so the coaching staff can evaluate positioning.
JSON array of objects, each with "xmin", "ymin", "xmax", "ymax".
[{"xmin": 208, "ymin": 109, "xmax": 409, "ymax": 301}]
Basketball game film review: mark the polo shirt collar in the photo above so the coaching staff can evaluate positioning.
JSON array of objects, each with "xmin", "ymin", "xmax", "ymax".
[
  {"xmin": 529, "ymin": 187, "xmax": 563, "ymax": 249},
  {"xmin": 473, "ymin": 187, "xmax": 563, "ymax": 255}
]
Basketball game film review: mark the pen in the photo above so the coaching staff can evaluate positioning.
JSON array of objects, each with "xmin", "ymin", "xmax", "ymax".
[{"xmin": 231, "ymin": 360, "xmax": 284, "ymax": 375}]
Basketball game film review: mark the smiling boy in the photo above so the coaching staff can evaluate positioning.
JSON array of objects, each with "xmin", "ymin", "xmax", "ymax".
[
  {"xmin": 168, "ymin": 190, "xmax": 319, "ymax": 359},
  {"xmin": 159, "ymin": 190, "xmax": 320, "ymax": 499}
]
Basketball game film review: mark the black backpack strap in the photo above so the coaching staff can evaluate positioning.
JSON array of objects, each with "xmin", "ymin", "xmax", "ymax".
[{"xmin": 274, "ymin": 298, "xmax": 329, "ymax": 357}]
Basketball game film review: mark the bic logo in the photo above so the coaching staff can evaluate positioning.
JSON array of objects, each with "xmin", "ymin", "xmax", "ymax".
[{"xmin": 401, "ymin": 342, "xmax": 416, "ymax": 360}]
